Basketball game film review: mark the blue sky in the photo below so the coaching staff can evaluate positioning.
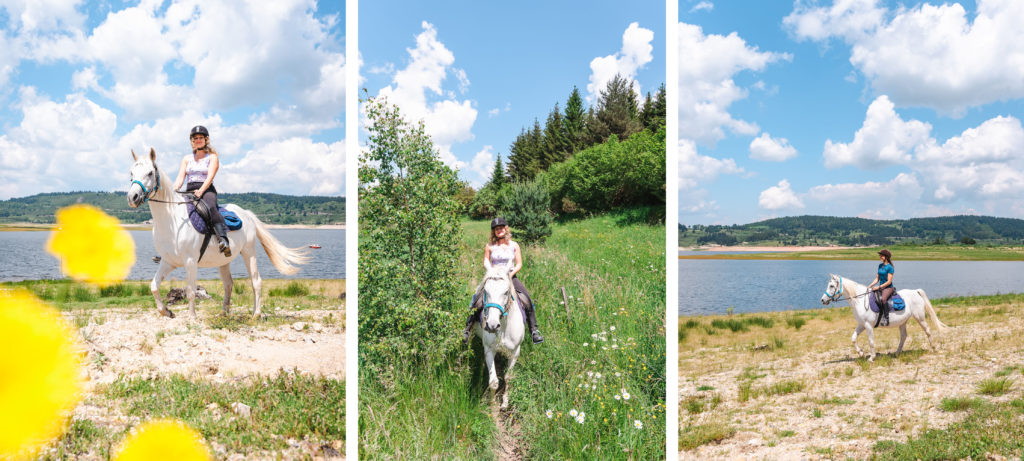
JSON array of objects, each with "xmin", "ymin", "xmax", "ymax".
[
  {"xmin": 678, "ymin": 0, "xmax": 1024, "ymax": 225},
  {"xmin": 0, "ymin": 0, "xmax": 345, "ymax": 199},
  {"xmin": 360, "ymin": 0, "xmax": 665, "ymax": 187}
]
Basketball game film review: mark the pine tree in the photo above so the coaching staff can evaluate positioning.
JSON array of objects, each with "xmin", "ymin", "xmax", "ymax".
[
  {"xmin": 542, "ymin": 104, "xmax": 569, "ymax": 168},
  {"xmin": 563, "ymin": 87, "xmax": 586, "ymax": 154},
  {"xmin": 591, "ymin": 74, "xmax": 643, "ymax": 143},
  {"xmin": 489, "ymin": 155, "xmax": 506, "ymax": 190},
  {"xmin": 639, "ymin": 83, "xmax": 666, "ymax": 132}
]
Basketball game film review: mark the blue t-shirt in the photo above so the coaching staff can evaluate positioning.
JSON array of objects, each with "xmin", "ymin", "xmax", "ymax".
[{"xmin": 877, "ymin": 263, "xmax": 894, "ymax": 287}]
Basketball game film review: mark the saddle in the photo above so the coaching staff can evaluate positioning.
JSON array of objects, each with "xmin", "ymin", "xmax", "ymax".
[
  {"xmin": 869, "ymin": 289, "xmax": 905, "ymax": 327},
  {"xmin": 185, "ymin": 198, "xmax": 242, "ymax": 262}
]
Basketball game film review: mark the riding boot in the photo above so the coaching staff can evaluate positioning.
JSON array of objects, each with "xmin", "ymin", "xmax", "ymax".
[
  {"xmin": 525, "ymin": 303, "xmax": 543, "ymax": 344},
  {"xmin": 463, "ymin": 308, "xmax": 482, "ymax": 344},
  {"xmin": 882, "ymin": 303, "xmax": 890, "ymax": 327},
  {"xmin": 213, "ymin": 222, "xmax": 231, "ymax": 257}
]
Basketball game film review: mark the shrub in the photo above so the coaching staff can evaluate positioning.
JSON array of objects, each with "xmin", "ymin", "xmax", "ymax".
[
  {"xmin": 359, "ymin": 96, "xmax": 463, "ymax": 366},
  {"xmin": 499, "ymin": 179, "xmax": 552, "ymax": 244},
  {"xmin": 99, "ymin": 284, "xmax": 133, "ymax": 297}
]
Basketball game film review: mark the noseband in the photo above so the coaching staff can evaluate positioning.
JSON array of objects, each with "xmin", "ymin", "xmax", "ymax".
[
  {"xmin": 130, "ymin": 164, "xmax": 160, "ymax": 203},
  {"xmin": 824, "ymin": 276, "xmax": 843, "ymax": 302},
  {"xmin": 483, "ymin": 275, "xmax": 511, "ymax": 318}
]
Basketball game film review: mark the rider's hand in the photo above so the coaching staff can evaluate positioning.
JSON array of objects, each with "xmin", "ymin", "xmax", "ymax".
[{"xmin": 193, "ymin": 190, "xmax": 203, "ymax": 199}]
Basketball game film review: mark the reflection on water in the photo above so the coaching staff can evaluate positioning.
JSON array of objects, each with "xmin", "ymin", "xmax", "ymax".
[
  {"xmin": 0, "ymin": 229, "xmax": 345, "ymax": 281},
  {"xmin": 680, "ymin": 259, "xmax": 1024, "ymax": 316}
]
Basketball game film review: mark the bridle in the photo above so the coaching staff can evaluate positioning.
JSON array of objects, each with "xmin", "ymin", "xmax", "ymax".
[
  {"xmin": 483, "ymin": 274, "xmax": 512, "ymax": 318},
  {"xmin": 130, "ymin": 162, "xmax": 194, "ymax": 205},
  {"xmin": 824, "ymin": 276, "xmax": 871, "ymax": 303}
]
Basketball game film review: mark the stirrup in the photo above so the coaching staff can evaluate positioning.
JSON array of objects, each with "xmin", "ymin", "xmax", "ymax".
[{"xmin": 218, "ymin": 238, "xmax": 231, "ymax": 257}]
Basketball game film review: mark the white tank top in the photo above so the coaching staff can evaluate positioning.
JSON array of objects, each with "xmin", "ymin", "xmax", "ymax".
[
  {"xmin": 185, "ymin": 154, "xmax": 211, "ymax": 184},
  {"xmin": 489, "ymin": 242, "xmax": 515, "ymax": 273}
]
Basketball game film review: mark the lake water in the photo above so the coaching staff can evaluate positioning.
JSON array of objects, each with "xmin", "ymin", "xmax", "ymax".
[
  {"xmin": 679, "ymin": 259, "xmax": 1024, "ymax": 316},
  {"xmin": 0, "ymin": 229, "xmax": 345, "ymax": 281}
]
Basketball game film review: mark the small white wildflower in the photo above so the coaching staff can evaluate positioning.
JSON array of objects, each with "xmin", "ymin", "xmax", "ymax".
[
  {"xmin": 576, "ymin": 412, "xmax": 586, "ymax": 424},
  {"xmin": 570, "ymin": 409, "xmax": 578, "ymax": 417},
  {"xmin": 614, "ymin": 394, "xmax": 621, "ymax": 400},
  {"xmin": 610, "ymin": 326, "xmax": 616, "ymax": 331},
  {"xmin": 615, "ymin": 372, "xmax": 621, "ymax": 377},
  {"xmin": 634, "ymin": 420, "xmax": 643, "ymax": 429},
  {"xmin": 623, "ymin": 391, "xmax": 631, "ymax": 400},
  {"xmin": 546, "ymin": 409, "xmax": 553, "ymax": 419},
  {"xmin": 590, "ymin": 360, "xmax": 596, "ymax": 365},
  {"xmin": 583, "ymin": 342, "xmax": 588, "ymax": 347},
  {"xmin": 612, "ymin": 345, "xmax": 619, "ymax": 349},
  {"xmin": 587, "ymin": 371, "xmax": 593, "ymax": 378},
  {"xmin": 595, "ymin": 372, "xmax": 602, "ymax": 379}
]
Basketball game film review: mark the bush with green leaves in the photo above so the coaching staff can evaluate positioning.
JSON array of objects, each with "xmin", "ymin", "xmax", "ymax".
[
  {"xmin": 499, "ymin": 179, "xmax": 552, "ymax": 244},
  {"xmin": 544, "ymin": 128, "xmax": 665, "ymax": 214},
  {"xmin": 359, "ymin": 97, "xmax": 463, "ymax": 366}
]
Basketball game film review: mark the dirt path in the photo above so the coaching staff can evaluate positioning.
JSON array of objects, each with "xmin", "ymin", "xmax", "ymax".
[
  {"xmin": 492, "ymin": 401, "xmax": 524, "ymax": 461},
  {"xmin": 63, "ymin": 304, "xmax": 345, "ymax": 460},
  {"xmin": 680, "ymin": 303, "xmax": 1024, "ymax": 460}
]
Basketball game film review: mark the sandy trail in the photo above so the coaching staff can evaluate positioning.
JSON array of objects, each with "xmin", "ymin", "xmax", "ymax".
[
  {"xmin": 59, "ymin": 304, "xmax": 346, "ymax": 460},
  {"xmin": 680, "ymin": 303, "xmax": 1024, "ymax": 460}
]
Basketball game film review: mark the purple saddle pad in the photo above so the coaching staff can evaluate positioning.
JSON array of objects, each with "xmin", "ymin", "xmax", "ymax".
[
  {"xmin": 868, "ymin": 292, "xmax": 905, "ymax": 313},
  {"xmin": 186, "ymin": 203, "xmax": 240, "ymax": 234}
]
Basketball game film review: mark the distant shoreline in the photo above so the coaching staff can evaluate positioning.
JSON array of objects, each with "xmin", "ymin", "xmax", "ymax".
[
  {"xmin": 1, "ymin": 222, "xmax": 345, "ymax": 231},
  {"xmin": 679, "ymin": 245, "xmax": 854, "ymax": 252}
]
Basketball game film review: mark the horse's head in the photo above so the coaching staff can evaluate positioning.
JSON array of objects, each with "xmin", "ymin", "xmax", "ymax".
[
  {"xmin": 821, "ymin": 273, "xmax": 842, "ymax": 305},
  {"xmin": 481, "ymin": 267, "xmax": 512, "ymax": 333},
  {"xmin": 127, "ymin": 148, "xmax": 160, "ymax": 208}
]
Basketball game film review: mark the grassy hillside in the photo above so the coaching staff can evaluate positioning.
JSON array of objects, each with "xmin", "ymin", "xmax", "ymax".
[
  {"xmin": 0, "ymin": 191, "xmax": 344, "ymax": 225},
  {"xmin": 681, "ymin": 215, "xmax": 1024, "ymax": 247},
  {"xmin": 360, "ymin": 211, "xmax": 666, "ymax": 459}
]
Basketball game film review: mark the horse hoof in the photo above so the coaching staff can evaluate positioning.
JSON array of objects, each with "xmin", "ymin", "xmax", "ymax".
[
  {"xmin": 160, "ymin": 309, "xmax": 175, "ymax": 319},
  {"xmin": 489, "ymin": 380, "xmax": 499, "ymax": 391}
]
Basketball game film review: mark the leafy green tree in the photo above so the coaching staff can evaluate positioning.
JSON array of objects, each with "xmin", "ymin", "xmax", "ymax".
[
  {"xmin": 359, "ymin": 96, "xmax": 463, "ymax": 365},
  {"xmin": 563, "ymin": 87, "xmax": 586, "ymax": 154},
  {"xmin": 500, "ymin": 179, "xmax": 553, "ymax": 244}
]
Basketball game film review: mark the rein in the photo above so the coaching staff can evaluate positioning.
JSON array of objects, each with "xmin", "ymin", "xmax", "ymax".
[
  {"xmin": 824, "ymin": 276, "xmax": 873, "ymax": 302},
  {"xmin": 482, "ymin": 274, "xmax": 513, "ymax": 318},
  {"xmin": 130, "ymin": 164, "xmax": 195, "ymax": 205}
]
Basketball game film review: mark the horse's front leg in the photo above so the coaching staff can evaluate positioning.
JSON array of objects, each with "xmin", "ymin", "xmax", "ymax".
[
  {"xmin": 851, "ymin": 324, "xmax": 864, "ymax": 357},
  {"xmin": 219, "ymin": 264, "xmax": 233, "ymax": 315},
  {"xmin": 185, "ymin": 262, "xmax": 198, "ymax": 318},
  {"xmin": 242, "ymin": 251, "xmax": 262, "ymax": 318},
  {"xmin": 485, "ymin": 347, "xmax": 499, "ymax": 392},
  {"xmin": 151, "ymin": 260, "xmax": 176, "ymax": 318},
  {"xmin": 501, "ymin": 347, "xmax": 521, "ymax": 409}
]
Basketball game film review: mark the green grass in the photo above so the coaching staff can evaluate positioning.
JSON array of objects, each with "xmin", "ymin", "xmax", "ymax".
[
  {"xmin": 940, "ymin": 397, "xmax": 985, "ymax": 412},
  {"xmin": 268, "ymin": 281, "xmax": 311, "ymax": 297},
  {"xmin": 679, "ymin": 422, "xmax": 735, "ymax": 450},
  {"xmin": 977, "ymin": 378, "xmax": 1014, "ymax": 396},
  {"xmin": 43, "ymin": 419, "xmax": 115, "ymax": 460},
  {"xmin": 360, "ymin": 211, "xmax": 665, "ymax": 459},
  {"xmin": 104, "ymin": 373, "xmax": 344, "ymax": 453},
  {"xmin": 710, "ymin": 316, "xmax": 775, "ymax": 332},
  {"xmin": 874, "ymin": 399, "xmax": 1024, "ymax": 459}
]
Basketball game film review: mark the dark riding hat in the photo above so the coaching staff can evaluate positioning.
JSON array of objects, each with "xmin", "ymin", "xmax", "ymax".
[
  {"xmin": 491, "ymin": 217, "xmax": 508, "ymax": 229},
  {"xmin": 878, "ymin": 249, "xmax": 892, "ymax": 260},
  {"xmin": 190, "ymin": 125, "xmax": 210, "ymax": 138}
]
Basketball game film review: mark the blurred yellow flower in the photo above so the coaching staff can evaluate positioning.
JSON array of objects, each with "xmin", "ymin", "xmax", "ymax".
[
  {"xmin": 0, "ymin": 289, "xmax": 83, "ymax": 459},
  {"xmin": 114, "ymin": 419, "xmax": 211, "ymax": 461},
  {"xmin": 46, "ymin": 205, "xmax": 135, "ymax": 286}
]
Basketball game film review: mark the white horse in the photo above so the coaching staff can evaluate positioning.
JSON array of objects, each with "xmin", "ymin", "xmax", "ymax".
[
  {"xmin": 127, "ymin": 148, "xmax": 309, "ymax": 318},
  {"xmin": 471, "ymin": 266, "xmax": 525, "ymax": 409},
  {"xmin": 821, "ymin": 273, "xmax": 948, "ymax": 361}
]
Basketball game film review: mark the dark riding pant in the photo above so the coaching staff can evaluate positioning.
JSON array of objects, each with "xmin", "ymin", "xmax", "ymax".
[{"xmin": 185, "ymin": 182, "xmax": 225, "ymax": 227}]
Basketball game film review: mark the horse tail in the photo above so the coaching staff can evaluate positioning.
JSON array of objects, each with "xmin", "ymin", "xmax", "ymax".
[
  {"xmin": 241, "ymin": 210, "xmax": 310, "ymax": 275},
  {"xmin": 918, "ymin": 289, "xmax": 948, "ymax": 332}
]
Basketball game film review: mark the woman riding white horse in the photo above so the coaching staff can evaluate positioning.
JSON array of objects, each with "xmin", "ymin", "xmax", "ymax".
[
  {"xmin": 473, "ymin": 265, "xmax": 525, "ymax": 409},
  {"xmin": 172, "ymin": 125, "xmax": 231, "ymax": 256},
  {"xmin": 127, "ymin": 146, "xmax": 308, "ymax": 319},
  {"xmin": 463, "ymin": 217, "xmax": 543, "ymax": 344},
  {"xmin": 821, "ymin": 273, "xmax": 947, "ymax": 361}
]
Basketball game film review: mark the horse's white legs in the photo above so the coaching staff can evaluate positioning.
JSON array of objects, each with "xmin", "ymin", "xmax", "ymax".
[
  {"xmin": 501, "ymin": 347, "xmax": 521, "ymax": 409},
  {"xmin": 185, "ymin": 262, "xmax": 198, "ymax": 318},
  {"xmin": 914, "ymin": 311, "xmax": 936, "ymax": 351},
  {"xmin": 896, "ymin": 324, "xmax": 908, "ymax": 356},
  {"xmin": 242, "ymin": 250, "xmax": 262, "ymax": 318},
  {"xmin": 866, "ymin": 326, "xmax": 877, "ymax": 362},
  {"xmin": 219, "ymin": 264, "xmax": 233, "ymax": 315},
  {"xmin": 485, "ymin": 348, "xmax": 499, "ymax": 391},
  {"xmin": 851, "ymin": 325, "xmax": 865, "ymax": 357},
  {"xmin": 151, "ymin": 260, "xmax": 176, "ymax": 318}
]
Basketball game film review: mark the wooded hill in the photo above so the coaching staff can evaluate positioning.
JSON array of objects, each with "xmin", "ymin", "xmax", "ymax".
[
  {"xmin": 0, "ymin": 191, "xmax": 345, "ymax": 225},
  {"xmin": 680, "ymin": 215, "xmax": 1024, "ymax": 246}
]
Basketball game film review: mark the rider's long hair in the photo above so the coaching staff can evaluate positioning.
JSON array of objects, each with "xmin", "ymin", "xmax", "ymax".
[
  {"xmin": 490, "ymin": 225, "xmax": 511, "ymax": 245},
  {"xmin": 192, "ymin": 135, "xmax": 218, "ymax": 157}
]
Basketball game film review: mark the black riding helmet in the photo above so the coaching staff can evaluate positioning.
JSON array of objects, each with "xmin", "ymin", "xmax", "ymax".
[
  {"xmin": 491, "ymin": 217, "xmax": 508, "ymax": 229},
  {"xmin": 190, "ymin": 125, "xmax": 209, "ymax": 138}
]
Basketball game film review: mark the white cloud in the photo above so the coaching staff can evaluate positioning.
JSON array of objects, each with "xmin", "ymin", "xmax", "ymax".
[
  {"xmin": 758, "ymin": 179, "xmax": 804, "ymax": 210},
  {"xmin": 468, "ymin": 145, "xmax": 496, "ymax": 187},
  {"xmin": 678, "ymin": 139, "xmax": 744, "ymax": 190},
  {"xmin": 375, "ymin": 21, "xmax": 476, "ymax": 170},
  {"xmin": 785, "ymin": 0, "xmax": 1024, "ymax": 116},
  {"xmin": 218, "ymin": 138, "xmax": 345, "ymax": 195},
  {"xmin": 690, "ymin": 2, "xmax": 714, "ymax": 13},
  {"xmin": 823, "ymin": 95, "xmax": 931, "ymax": 169},
  {"xmin": 749, "ymin": 132, "xmax": 797, "ymax": 161},
  {"xmin": 587, "ymin": 22, "xmax": 654, "ymax": 104},
  {"xmin": 678, "ymin": 22, "xmax": 790, "ymax": 146}
]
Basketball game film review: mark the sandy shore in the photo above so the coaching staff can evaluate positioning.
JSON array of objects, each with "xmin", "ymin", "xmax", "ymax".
[{"xmin": 680, "ymin": 245, "xmax": 855, "ymax": 252}]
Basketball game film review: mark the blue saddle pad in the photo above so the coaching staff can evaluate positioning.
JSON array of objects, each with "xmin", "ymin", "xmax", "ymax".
[
  {"xmin": 187, "ymin": 203, "xmax": 242, "ymax": 234},
  {"xmin": 868, "ymin": 292, "xmax": 905, "ymax": 313}
]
